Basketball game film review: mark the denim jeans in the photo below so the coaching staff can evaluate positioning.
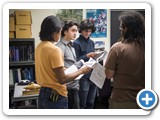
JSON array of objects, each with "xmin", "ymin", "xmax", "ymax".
[
  {"xmin": 79, "ymin": 78, "xmax": 97, "ymax": 109},
  {"xmin": 68, "ymin": 89, "xmax": 80, "ymax": 109},
  {"xmin": 38, "ymin": 87, "xmax": 68, "ymax": 109}
]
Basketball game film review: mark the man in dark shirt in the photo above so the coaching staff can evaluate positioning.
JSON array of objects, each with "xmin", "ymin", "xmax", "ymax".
[{"xmin": 73, "ymin": 19, "xmax": 97, "ymax": 109}]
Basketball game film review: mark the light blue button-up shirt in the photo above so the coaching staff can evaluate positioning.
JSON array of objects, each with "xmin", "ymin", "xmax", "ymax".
[{"xmin": 56, "ymin": 38, "xmax": 79, "ymax": 90}]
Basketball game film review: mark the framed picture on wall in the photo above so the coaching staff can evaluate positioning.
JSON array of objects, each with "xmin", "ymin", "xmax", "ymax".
[{"xmin": 86, "ymin": 9, "xmax": 107, "ymax": 38}]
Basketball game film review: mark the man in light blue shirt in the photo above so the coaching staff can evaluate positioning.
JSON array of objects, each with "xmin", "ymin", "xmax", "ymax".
[{"xmin": 56, "ymin": 20, "xmax": 80, "ymax": 109}]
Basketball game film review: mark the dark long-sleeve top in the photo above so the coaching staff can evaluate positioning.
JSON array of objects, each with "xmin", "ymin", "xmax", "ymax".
[{"xmin": 73, "ymin": 35, "xmax": 95, "ymax": 78}]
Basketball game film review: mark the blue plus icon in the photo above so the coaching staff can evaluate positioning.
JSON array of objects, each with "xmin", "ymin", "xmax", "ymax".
[
  {"xmin": 142, "ymin": 93, "xmax": 153, "ymax": 105},
  {"xmin": 137, "ymin": 89, "xmax": 158, "ymax": 110}
]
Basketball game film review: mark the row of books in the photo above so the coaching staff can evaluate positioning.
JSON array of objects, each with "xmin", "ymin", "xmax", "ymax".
[
  {"xmin": 13, "ymin": 100, "xmax": 37, "ymax": 109},
  {"xmin": 9, "ymin": 67, "xmax": 35, "ymax": 85},
  {"xmin": 9, "ymin": 45, "xmax": 34, "ymax": 62}
]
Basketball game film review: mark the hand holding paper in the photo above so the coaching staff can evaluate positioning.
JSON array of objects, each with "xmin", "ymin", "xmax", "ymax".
[
  {"xmin": 79, "ymin": 66, "xmax": 92, "ymax": 74},
  {"xmin": 86, "ymin": 52, "xmax": 97, "ymax": 58},
  {"xmin": 65, "ymin": 59, "xmax": 92, "ymax": 80},
  {"xmin": 93, "ymin": 50, "xmax": 108, "ymax": 62},
  {"xmin": 64, "ymin": 60, "xmax": 84, "ymax": 80},
  {"xmin": 64, "ymin": 50, "xmax": 107, "ymax": 82}
]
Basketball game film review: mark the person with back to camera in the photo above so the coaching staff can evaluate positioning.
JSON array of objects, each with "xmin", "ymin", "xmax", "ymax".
[
  {"xmin": 73, "ymin": 19, "xmax": 97, "ymax": 109},
  {"xmin": 35, "ymin": 15, "xmax": 92, "ymax": 109},
  {"xmin": 56, "ymin": 20, "xmax": 80, "ymax": 109},
  {"xmin": 104, "ymin": 11, "xmax": 145, "ymax": 109}
]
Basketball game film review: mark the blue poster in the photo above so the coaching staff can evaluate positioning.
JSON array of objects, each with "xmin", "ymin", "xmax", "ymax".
[{"xmin": 86, "ymin": 9, "xmax": 107, "ymax": 38}]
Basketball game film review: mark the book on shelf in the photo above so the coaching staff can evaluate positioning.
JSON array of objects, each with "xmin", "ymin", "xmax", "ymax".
[
  {"xmin": 9, "ymin": 67, "xmax": 35, "ymax": 85},
  {"xmin": 9, "ymin": 69, "xmax": 14, "ymax": 85},
  {"xmin": 9, "ymin": 45, "xmax": 34, "ymax": 62},
  {"xmin": 17, "ymin": 68, "xmax": 22, "ymax": 83}
]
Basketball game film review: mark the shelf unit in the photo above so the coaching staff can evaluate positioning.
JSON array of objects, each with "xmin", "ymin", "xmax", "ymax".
[{"xmin": 9, "ymin": 38, "xmax": 36, "ymax": 109}]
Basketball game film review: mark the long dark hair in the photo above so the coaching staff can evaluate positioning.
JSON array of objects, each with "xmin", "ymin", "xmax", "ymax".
[
  {"xmin": 39, "ymin": 15, "xmax": 63, "ymax": 41},
  {"xmin": 119, "ymin": 11, "xmax": 145, "ymax": 47}
]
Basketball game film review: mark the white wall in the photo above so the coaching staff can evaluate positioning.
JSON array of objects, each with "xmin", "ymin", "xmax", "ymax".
[
  {"xmin": 9, "ymin": 9, "xmax": 111, "ymax": 51},
  {"xmin": 30, "ymin": 9, "xmax": 58, "ymax": 48}
]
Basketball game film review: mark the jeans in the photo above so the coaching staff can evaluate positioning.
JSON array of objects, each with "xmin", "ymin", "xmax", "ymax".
[
  {"xmin": 38, "ymin": 87, "xmax": 68, "ymax": 109},
  {"xmin": 68, "ymin": 89, "xmax": 80, "ymax": 109},
  {"xmin": 79, "ymin": 78, "xmax": 97, "ymax": 109}
]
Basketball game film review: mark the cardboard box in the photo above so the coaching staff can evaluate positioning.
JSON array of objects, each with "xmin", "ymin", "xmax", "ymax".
[
  {"xmin": 9, "ymin": 17, "xmax": 15, "ymax": 31},
  {"xmin": 15, "ymin": 11, "xmax": 32, "ymax": 25},
  {"xmin": 9, "ymin": 31, "xmax": 15, "ymax": 38},
  {"xmin": 16, "ymin": 25, "xmax": 32, "ymax": 38}
]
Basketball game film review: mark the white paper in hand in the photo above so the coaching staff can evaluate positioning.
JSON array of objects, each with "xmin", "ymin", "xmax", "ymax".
[
  {"xmin": 83, "ymin": 57, "xmax": 97, "ymax": 67},
  {"xmin": 90, "ymin": 62, "xmax": 106, "ymax": 89},
  {"xmin": 65, "ymin": 60, "xmax": 84, "ymax": 80},
  {"xmin": 94, "ymin": 50, "xmax": 108, "ymax": 62}
]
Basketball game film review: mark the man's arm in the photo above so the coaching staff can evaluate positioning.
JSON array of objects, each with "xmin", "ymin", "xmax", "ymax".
[
  {"xmin": 53, "ymin": 66, "xmax": 92, "ymax": 84},
  {"xmin": 105, "ymin": 69, "xmax": 114, "ymax": 79}
]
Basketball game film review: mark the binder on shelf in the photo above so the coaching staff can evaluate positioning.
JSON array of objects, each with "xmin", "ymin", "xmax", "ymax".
[{"xmin": 9, "ymin": 69, "xmax": 14, "ymax": 85}]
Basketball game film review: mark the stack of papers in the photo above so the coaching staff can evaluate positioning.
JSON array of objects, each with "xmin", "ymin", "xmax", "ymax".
[{"xmin": 65, "ymin": 51, "xmax": 108, "ymax": 88}]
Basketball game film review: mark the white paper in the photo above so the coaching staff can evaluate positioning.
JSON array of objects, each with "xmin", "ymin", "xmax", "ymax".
[
  {"xmin": 94, "ymin": 50, "xmax": 108, "ymax": 62},
  {"xmin": 90, "ymin": 62, "xmax": 106, "ymax": 89},
  {"xmin": 82, "ymin": 57, "xmax": 97, "ymax": 67},
  {"xmin": 13, "ymin": 83, "xmax": 39, "ymax": 98},
  {"xmin": 65, "ymin": 64, "xmax": 84, "ymax": 80},
  {"xmin": 64, "ymin": 51, "xmax": 107, "ymax": 81}
]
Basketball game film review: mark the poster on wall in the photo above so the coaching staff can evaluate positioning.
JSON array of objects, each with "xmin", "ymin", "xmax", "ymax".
[{"xmin": 86, "ymin": 9, "xmax": 107, "ymax": 38}]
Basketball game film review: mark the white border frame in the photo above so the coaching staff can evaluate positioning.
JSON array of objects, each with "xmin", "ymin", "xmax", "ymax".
[{"xmin": 3, "ymin": 2, "xmax": 151, "ymax": 115}]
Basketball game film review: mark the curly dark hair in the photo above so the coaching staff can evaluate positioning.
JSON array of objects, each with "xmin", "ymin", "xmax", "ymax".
[
  {"xmin": 79, "ymin": 19, "xmax": 96, "ymax": 33},
  {"xmin": 39, "ymin": 15, "xmax": 64, "ymax": 41}
]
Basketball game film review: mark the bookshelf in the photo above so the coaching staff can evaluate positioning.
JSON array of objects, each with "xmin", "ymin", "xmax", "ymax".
[{"xmin": 9, "ymin": 38, "xmax": 36, "ymax": 108}]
